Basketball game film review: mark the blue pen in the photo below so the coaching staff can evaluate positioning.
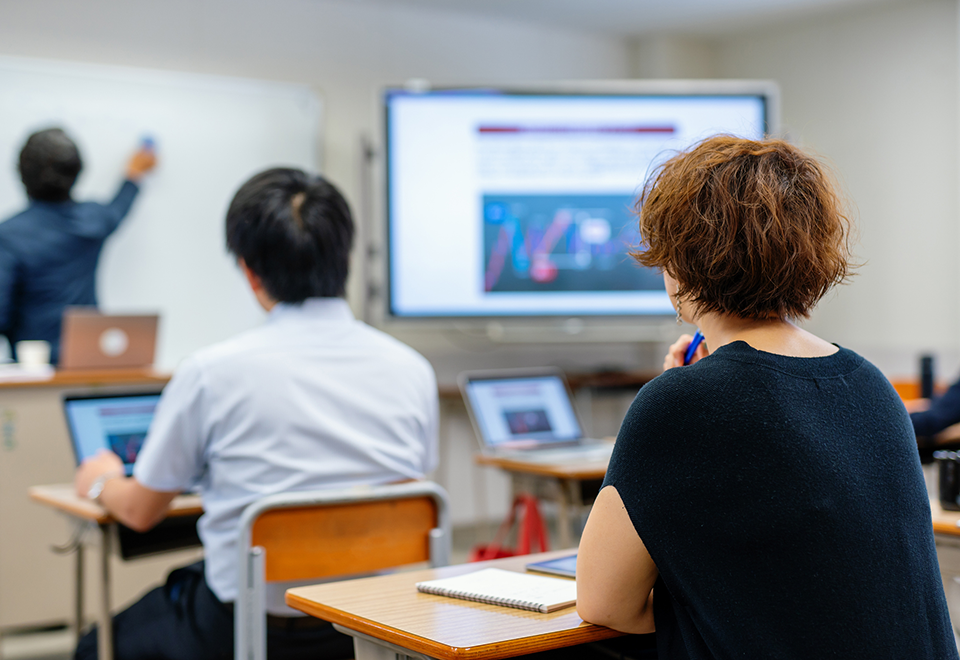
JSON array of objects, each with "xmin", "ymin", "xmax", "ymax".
[{"xmin": 683, "ymin": 330, "xmax": 705, "ymax": 365}]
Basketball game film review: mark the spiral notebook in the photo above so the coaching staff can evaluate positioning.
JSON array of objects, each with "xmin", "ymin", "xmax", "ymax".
[{"xmin": 415, "ymin": 568, "xmax": 577, "ymax": 613}]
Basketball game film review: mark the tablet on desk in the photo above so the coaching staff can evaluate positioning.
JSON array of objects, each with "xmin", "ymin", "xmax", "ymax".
[{"xmin": 526, "ymin": 553, "xmax": 577, "ymax": 578}]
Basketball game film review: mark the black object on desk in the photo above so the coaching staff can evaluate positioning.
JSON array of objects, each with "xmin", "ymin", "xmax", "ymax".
[
  {"xmin": 935, "ymin": 450, "xmax": 960, "ymax": 511},
  {"xmin": 921, "ymin": 354, "xmax": 936, "ymax": 400},
  {"xmin": 117, "ymin": 513, "xmax": 202, "ymax": 559}
]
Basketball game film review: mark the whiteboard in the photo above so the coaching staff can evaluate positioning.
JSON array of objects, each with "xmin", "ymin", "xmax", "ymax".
[{"xmin": 0, "ymin": 55, "xmax": 320, "ymax": 369}]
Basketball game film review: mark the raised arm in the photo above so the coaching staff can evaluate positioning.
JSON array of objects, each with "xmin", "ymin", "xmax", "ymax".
[
  {"xmin": 99, "ymin": 144, "xmax": 158, "ymax": 236},
  {"xmin": 125, "ymin": 144, "xmax": 157, "ymax": 183},
  {"xmin": 577, "ymin": 485, "xmax": 657, "ymax": 634}
]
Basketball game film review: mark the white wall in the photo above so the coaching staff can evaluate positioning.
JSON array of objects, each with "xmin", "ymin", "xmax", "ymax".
[
  {"xmin": 0, "ymin": 0, "xmax": 637, "ymax": 527},
  {"xmin": 0, "ymin": 0, "xmax": 632, "ymax": 343},
  {"xmin": 710, "ymin": 0, "xmax": 960, "ymax": 378},
  {"xmin": 0, "ymin": 57, "xmax": 322, "ymax": 368},
  {"xmin": 626, "ymin": 0, "xmax": 960, "ymax": 378}
]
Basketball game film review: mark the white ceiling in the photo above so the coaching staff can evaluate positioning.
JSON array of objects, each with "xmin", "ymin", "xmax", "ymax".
[{"xmin": 349, "ymin": 0, "xmax": 902, "ymax": 37}]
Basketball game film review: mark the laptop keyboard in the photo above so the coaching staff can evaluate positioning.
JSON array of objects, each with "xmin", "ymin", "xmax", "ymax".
[{"xmin": 508, "ymin": 443, "xmax": 614, "ymax": 464}]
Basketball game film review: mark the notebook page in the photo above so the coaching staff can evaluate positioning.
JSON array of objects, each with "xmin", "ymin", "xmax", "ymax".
[{"xmin": 416, "ymin": 567, "xmax": 577, "ymax": 613}]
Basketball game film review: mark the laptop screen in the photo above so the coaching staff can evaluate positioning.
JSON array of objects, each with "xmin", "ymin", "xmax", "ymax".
[
  {"xmin": 64, "ymin": 393, "xmax": 162, "ymax": 475},
  {"xmin": 463, "ymin": 375, "xmax": 583, "ymax": 449}
]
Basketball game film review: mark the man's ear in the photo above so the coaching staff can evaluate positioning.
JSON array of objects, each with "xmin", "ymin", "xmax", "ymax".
[
  {"xmin": 237, "ymin": 259, "xmax": 276, "ymax": 311},
  {"xmin": 238, "ymin": 259, "xmax": 262, "ymax": 292}
]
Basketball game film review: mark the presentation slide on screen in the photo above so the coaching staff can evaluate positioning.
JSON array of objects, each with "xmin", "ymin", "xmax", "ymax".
[
  {"xmin": 387, "ymin": 91, "xmax": 766, "ymax": 317},
  {"xmin": 66, "ymin": 396, "xmax": 159, "ymax": 472},
  {"xmin": 466, "ymin": 376, "xmax": 582, "ymax": 446}
]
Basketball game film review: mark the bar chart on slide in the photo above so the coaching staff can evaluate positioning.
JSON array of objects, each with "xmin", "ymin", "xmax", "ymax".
[{"xmin": 482, "ymin": 194, "xmax": 663, "ymax": 294}]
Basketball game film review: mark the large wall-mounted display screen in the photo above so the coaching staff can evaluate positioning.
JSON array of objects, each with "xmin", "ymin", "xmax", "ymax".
[{"xmin": 386, "ymin": 86, "xmax": 774, "ymax": 319}]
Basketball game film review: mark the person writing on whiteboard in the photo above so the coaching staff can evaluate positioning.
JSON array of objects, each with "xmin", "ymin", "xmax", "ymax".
[
  {"xmin": 72, "ymin": 168, "xmax": 438, "ymax": 660},
  {"xmin": 0, "ymin": 127, "xmax": 156, "ymax": 364},
  {"xmin": 576, "ymin": 136, "xmax": 956, "ymax": 659}
]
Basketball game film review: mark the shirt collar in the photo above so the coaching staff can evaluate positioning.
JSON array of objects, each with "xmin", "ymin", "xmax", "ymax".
[{"xmin": 267, "ymin": 297, "xmax": 355, "ymax": 324}]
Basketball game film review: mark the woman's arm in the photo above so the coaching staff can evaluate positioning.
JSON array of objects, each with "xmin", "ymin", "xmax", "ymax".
[{"xmin": 577, "ymin": 485, "xmax": 657, "ymax": 634}]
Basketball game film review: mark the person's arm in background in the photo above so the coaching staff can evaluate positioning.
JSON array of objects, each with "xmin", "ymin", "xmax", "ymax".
[
  {"xmin": 99, "ymin": 143, "xmax": 158, "ymax": 236},
  {"xmin": 911, "ymin": 378, "xmax": 960, "ymax": 438}
]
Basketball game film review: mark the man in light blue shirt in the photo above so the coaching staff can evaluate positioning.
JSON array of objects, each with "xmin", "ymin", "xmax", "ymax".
[{"xmin": 73, "ymin": 169, "xmax": 438, "ymax": 660}]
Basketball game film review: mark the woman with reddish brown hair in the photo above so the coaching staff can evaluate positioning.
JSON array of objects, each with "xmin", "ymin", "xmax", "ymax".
[{"xmin": 576, "ymin": 136, "xmax": 957, "ymax": 659}]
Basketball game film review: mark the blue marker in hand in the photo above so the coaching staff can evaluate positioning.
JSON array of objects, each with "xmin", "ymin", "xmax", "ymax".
[{"xmin": 683, "ymin": 330, "xmax": 705, "ymax": 366}]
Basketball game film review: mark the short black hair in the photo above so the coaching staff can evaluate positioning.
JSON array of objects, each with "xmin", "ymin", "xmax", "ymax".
[
  {"xmin": 18, "ymin": 128, "xmax": 83, "ymax": 202},
  {"xmin": 225, "ymin": 168, "xmax": 354, "ymax": 302}
]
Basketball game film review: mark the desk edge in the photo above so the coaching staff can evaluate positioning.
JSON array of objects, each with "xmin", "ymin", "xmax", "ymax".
[{"xmin": 285, "ymin": 591, "xmax": 621, "ymax": 660}]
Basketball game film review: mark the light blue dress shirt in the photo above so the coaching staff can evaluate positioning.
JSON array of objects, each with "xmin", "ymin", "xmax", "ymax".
[{"xmin": 134, "ymin": 298, "xmax": 438, "ymax": 609}]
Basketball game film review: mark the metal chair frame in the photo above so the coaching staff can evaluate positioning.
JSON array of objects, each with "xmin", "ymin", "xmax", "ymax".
[{"xmin": 235, "ymin": 481, "xmax": 451, "ymax": 660}]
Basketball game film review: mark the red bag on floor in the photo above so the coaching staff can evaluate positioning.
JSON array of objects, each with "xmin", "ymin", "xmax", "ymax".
[{"xmin": 469, "ymin": 493, "xmax": 550, "ymax": 561}]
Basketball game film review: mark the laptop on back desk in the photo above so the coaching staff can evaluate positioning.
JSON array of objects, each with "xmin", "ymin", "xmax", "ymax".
[
  {"xmin": 458, "ymin": 368, "xmax": 614, "ymax": 464},
  {"xmin": 59, "ymin": 309, "xmax": 159, "ymax": 370}
]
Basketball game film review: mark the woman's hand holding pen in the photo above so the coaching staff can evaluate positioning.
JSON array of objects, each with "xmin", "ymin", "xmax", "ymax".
[{"xmin": 663, "ymin": 333, "xmax": 708, "ymax": 371}]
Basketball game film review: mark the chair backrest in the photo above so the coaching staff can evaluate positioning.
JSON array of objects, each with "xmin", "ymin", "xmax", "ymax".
[{"xmin": 235, "ymin": 481, "xmax": 451, "ymax": 660}]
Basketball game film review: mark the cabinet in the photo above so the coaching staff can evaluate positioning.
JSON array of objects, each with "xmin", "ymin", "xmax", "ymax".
[{"xmin": 0, "ymin": 370, "xmax": 202, "ymax": 632}]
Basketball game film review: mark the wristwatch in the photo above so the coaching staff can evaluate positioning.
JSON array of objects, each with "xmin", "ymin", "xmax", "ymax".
[{"xmin": 86, "ymin": 470, "xmax": 122, "ymax": 502}]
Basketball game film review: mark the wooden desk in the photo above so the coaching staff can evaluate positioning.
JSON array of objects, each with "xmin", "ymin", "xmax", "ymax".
[
  {"xmin": 474, "ymin": 454, "xmax": 608, "ymax": 548},
  {"xmin": 0, "ymin": 369, "xmax": 171, "ymax": 634},
  {"xmin": 286, "ymin": 551, "xmax": 621, "ymax": 660},
  {"xmin": 0, "ymin": 367, "xmax": 168, "ymax": 391},
  {"xmin": 28, "ymin": 484, "xmax": 202, "ymax": 660},
  {"xmin": 932, "ymin": 497, "xmax": 960, "ymax": 537}
]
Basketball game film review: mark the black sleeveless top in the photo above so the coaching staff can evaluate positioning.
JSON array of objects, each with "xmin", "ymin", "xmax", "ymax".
[{"xmin": 604, "ymin": 342, "xmax": 956, "ymax": 659}]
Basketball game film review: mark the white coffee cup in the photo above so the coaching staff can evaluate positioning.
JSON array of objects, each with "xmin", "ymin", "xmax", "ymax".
[{"xmin": 16, "ymin": 340, "xmax": 51, "ymax": 368}]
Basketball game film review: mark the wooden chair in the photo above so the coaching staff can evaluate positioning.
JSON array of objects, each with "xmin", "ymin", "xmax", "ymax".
[{"xmin": 235, "ymin": 481, "xmax": 451, "ymax": 660}]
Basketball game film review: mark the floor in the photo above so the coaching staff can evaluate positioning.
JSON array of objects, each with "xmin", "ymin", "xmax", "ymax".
[
  {"xmin": 0, "ymin": 523, "xmax": 502, "ymax": 660},
  {"xmin": 0, "ymin": 627, "xmax": 74, "ymax": 660}
]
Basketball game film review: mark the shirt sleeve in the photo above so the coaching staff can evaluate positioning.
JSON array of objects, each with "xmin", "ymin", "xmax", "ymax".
[
  {"xmin": 95, "ymin": 180, "xmax": 140, "ymax": 238},
  {"xmin": 133, "ymin": 356, "xmax": 208, "ymax": 492},
  {"xmin": 911, "ymin": 378, "xmax": 960, "ymax": 438}
]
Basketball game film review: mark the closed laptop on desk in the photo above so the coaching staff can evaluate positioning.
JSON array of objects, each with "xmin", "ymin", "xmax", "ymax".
[
  {"xmin": 59, "ymin": 308, "xmax": 159, "ymax": 369},
  {"xmin": 458, "ymin": 368, "xmax": 613, "ymax": 464}
]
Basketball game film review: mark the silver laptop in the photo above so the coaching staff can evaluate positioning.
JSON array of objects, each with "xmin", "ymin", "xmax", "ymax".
[
  {"xmin": 59, "ymin": 308, "xmax": 159, "ymax": 370},
  {"xmin": 458, "ymin": 368, "xmax": 614, "ymax": 464}
]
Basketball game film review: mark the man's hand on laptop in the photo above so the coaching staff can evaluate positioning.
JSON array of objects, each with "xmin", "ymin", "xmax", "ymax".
[{"xmin": 76, "ymin": 449, "xmax": 125, "ymax": 500}]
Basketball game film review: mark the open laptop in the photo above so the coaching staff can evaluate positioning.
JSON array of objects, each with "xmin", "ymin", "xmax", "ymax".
[
  {"xmin": 458, "ymin": 368, "xmax": 614, "ymax": 464},
  {"xmin": 63, "ymin": 391, "xmax": 163, "ymax": 476},
  {"xmin": 63, "ymin": 390, "xmax": 203, "ymax": 558},
  {"xmin": 59, "ymin": 308, "xmax": 159, "ymax": 370}
]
